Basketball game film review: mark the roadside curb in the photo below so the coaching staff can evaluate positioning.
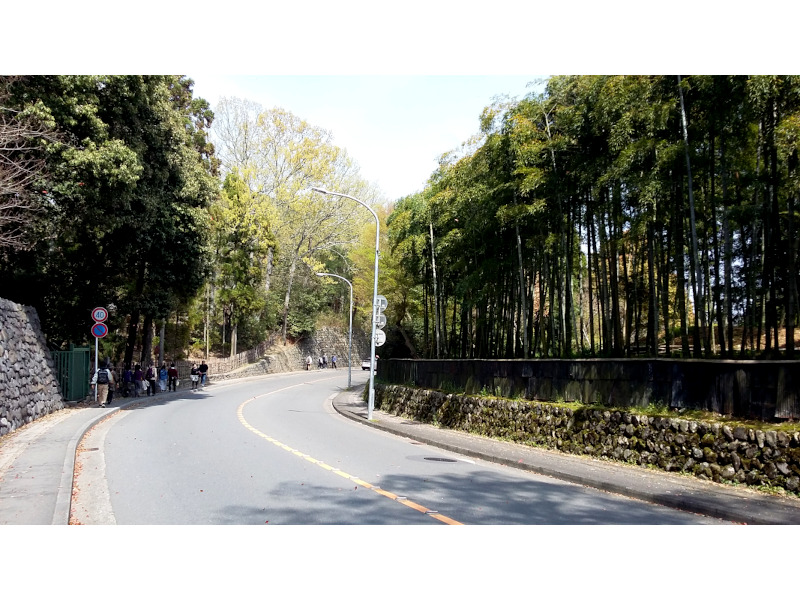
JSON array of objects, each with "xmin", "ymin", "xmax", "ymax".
[
  {"xmin": 52, "ymin": 401, "xmax": 136, "ymax": 525},
  {"xmin": 53, "ymin": 390, "xmax": 192, "ymax": 525},
  {"xmin": 330, "ymin": 386, "xmax": 800, "ymax": 525}
]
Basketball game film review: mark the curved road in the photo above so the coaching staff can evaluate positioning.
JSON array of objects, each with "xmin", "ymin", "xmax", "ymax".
[{"xmin": 71, "ymin": 370, "xmax": 728, "ymax": 525}]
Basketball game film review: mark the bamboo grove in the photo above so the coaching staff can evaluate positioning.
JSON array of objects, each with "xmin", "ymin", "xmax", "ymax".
[{"xmin": 387, "ymin": 76, "xmax": 800, "ymax": 360}]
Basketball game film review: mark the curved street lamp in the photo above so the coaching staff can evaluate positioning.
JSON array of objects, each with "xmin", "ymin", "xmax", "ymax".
[
  {"xmin": 316, "ymin": 272, "xmax": 353, "ymax": 388},
  {"xmin": 311, "ymin": 187, "xmax": 379, "ymax": 420}
]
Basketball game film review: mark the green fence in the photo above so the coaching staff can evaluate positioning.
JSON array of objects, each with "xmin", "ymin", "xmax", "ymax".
[{"xmin": 51, "ymin": 345, "xmax": 91, "ymax": 401}]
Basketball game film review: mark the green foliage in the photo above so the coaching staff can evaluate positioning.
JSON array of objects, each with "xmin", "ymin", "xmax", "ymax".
[
  {"xmin": 384, "ymin": 75, "xmax": 800, "ymax": 361},
  {"xmin": 211, "ymin": 100, "xmax": 381, "ymax": 345},
  {"xmin": 0, "ymin": 76, "xmax": 218, "ymax": 363}
]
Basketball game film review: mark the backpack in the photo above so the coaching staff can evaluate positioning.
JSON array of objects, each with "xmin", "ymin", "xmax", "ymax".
[{"xmin": 97, "ymin": 369, "xmax": 110, "ymax": 385}]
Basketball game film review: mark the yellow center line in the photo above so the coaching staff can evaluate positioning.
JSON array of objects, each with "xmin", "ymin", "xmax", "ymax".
[{"xmin": 236, "ymin": 383, "xmax": 463, "ymax": 525}]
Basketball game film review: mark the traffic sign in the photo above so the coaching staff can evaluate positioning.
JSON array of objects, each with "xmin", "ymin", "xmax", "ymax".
[
  {"xmin": 91, "ymin": 322, "xmax": 108, "ymax": 338},
  {"xmin": 374, "ymin": 295, "xmax": 388, "ymax": 312},
  {"xmin": 374, "ymin": 314, "xmax": 387, "ymax": 329},
  {"xmin": 374, "ymin": 329, "xmax": 386, "ymax": 347},
  {"xmin": 91, "ymin": 307, "xmax": 108, "ymax": 322}
]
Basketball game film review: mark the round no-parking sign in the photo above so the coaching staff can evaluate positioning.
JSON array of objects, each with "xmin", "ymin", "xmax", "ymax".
[{"xmin": 91, "ymin": 322, "xmax": 108, "ymax": 338}]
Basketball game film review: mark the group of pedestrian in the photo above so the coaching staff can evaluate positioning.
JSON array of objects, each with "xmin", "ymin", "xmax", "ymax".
[
  {"xmin": 305, "ymin": 353, "xmax": 337, "ymax": 370},
  {"xmin": 189, "ymin": 361, "xmax": 208, "ymax": 390},
  {"xmin": 91, "ymin": 359, "xmax": 210, "ymax": 404}
]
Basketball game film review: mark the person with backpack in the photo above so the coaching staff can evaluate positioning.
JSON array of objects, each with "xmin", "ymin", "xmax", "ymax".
[{"xmin": 91, "ymin": 358, "xmax": 115, "ymax": 407}]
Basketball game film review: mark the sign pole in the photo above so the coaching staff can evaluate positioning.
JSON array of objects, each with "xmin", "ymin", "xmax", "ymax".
[
  {"xmin": 94, "ymin": 336, "xmax": 98, "ymax": 403},
  {"xmin": 90, "ymin": 307, "xmax": 108, "ymax": 404}
]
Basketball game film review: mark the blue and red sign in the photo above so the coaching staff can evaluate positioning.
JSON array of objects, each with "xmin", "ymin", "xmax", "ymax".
[{"xmin": 91, "ymin": 322, "xmax": 108, "ymax": 338}]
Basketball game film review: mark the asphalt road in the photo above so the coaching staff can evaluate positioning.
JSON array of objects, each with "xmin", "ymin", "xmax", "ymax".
[{"xmin": 70, "ymin": 369, "xmax": 729, "ymax": 525}]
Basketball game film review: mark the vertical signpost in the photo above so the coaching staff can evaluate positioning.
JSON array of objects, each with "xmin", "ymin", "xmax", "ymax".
[
  {"xmin": 91, "ymin": 307, "xmax": 108, "ymax": 402},
  {"xmin": 374, "ymin": 300, "xmax": 387, "ymax": 349},
  {"xmin": 371, "ymin": 295, "xmax": 388, "ymax": 419}
]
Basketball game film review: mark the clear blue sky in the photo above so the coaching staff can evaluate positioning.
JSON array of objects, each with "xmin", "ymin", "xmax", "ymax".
[{"xmin": 190, "ymin": 75, "xmax": 546, "ymax": 201}]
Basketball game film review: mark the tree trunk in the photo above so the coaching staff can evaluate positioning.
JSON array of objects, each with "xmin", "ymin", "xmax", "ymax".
[
  {"xmin": 429, "ymin": 221, "xmax": 441, "ymax": 358},
  {"xmin": 396, "ymin": 323, "xmax": 420, "ymax": 358},
  {"xmin": 622, "ymin": 225, "xmax": 633, "ymax": 355},
  {"xmin": 786, "ymin": 185, "xmax": 796, "ymax": 357},
  {"xmin": 674, "ymin": 178, "xmax": 691, "ymax": 356},
  {"xmin": 721, "ymin": 134, "xmax": 734, "ymax": 355},
  {"xmin": 647, "ymin": 219, "xmax": 658, "ymax": 355},
  {"xmin": 281, "ymin": 256, "xmax": 298, "ymax": 345},
  {"xmin": 140, "ymin": 314, "xmax": 153, "ymax": 368},
  {"xmin": 660, "ymin": 217, "xmax": 672, "ymax": 356},
  {"xmin": 677, "ymin": 76, "xmax": 705, "ymax": 357},
  {"xmin": 608, "ymin": 188, "xmax": 624, "ymax": 357},
  {"xmin": 264, "ymin": 247, "xmax": 274, "ymax": 295},
  {"xmin": 515, "ymin": 222, "xmax": 529, "ymax": 357},
  {"xmin": 587, "ymin": 206, "xmax": 596, "ymax": 354},
  {"xmin": 710, "ymin": 132, "xmax": 726, "ymax": 356},
  {"xmin": 124, "ymin": 262, "xmax": 148, "ymax": 366}
]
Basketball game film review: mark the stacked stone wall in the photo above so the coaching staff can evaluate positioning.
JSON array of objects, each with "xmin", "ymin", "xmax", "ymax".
[
  {"xmin": 197, "ymin": 327, "xmax": 371, "ymax": 381},
  {"xmin": 0, "ymin": 298, "xmax": 64, "ymax": 436},
  {"xmin": 375, "ymin": 384, "xmax": 800, "ymax": 494},
  {"xmin": 383, "ymin": 358, "xmax": 800, "ymax": 421}
]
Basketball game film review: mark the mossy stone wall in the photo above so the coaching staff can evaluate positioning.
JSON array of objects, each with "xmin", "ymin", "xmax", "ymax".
[
  {"xmin": 375, "ymin": 383, "xmax": 800, "ymax": 494},
  {"xmin": 381, "ymin": 358, "xmax": 800, "ymax": 421}
]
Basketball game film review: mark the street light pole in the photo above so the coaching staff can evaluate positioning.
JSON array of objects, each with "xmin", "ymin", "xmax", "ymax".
[
  {"xmin": 316, "ymin": 272, "xmax": 353, "ymax": 389},
  {"xmin": 311, "ymin": 187, "xmax": 379, "ymax": 420}
]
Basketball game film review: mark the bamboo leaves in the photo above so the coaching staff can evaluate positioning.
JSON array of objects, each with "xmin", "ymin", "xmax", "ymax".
[{"xmin": 386, "ymin": 75, "xmax": 800, "ymax": 360}]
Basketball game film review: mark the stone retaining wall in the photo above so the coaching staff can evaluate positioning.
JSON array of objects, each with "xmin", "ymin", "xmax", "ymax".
[
  {"xmin": 382, "ymin": 358, "xmax": 800, "ymax": 421},
  {"xmin": 0, "ymin": 298, "xmax": 64, "ymax": 436},
  {"xmin": 375, "ymin": 384, "xmax": 800, "ymax": 494},
  {"xmin": 189, "ymin": 326, "xmax": 370, "ymax": 382}
]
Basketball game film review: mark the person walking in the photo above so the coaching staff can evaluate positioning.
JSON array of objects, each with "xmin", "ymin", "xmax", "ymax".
[
  {"xmin": 322, "ymin": 354, "xmax": 327, "ymax": 369},
  {"xmin": 132, "ymin": 364, "xmax": 144, "ymax": 398},
  {"xmin": 318, "ymin": 356, "xmax": 323, "ymax": 369},
  {"xmin": 122, "ymin": 364, "xmax": 133, "ymax": 397},
  {"xmin": 199, "ymin": 360, "xmax": 209, "ymax": 387},
  {"xmin": 107, "ymin": 362, "xmax": 117, "ymax": 405},
  {"xmin": 305, "ymin": 355, "xmax": 312, "ymax": 370},
  {"xmin": 168, "ymin": 362, "xmax": 178, "ymax": 392},
  {"xmin": 145, "ymin": 362, "xmax": 157, "ymax": 396},
  {"xmin": 159, "ymin": 363, "xmax": 168, "ymax": 392},
  {"xmin": 109, "ymin": 362, "xmax": 120, "ymax": 404},
  {"xmin": 190, "ymin": 363, "xmax": 200, "ymax": 390},
  {"xmin": 331, "ymin": 354, "xmax": 337, "ymax": 369},
  {"xmin": 90, "ymin": 358, "xmax": 115, "ymax": 407}
]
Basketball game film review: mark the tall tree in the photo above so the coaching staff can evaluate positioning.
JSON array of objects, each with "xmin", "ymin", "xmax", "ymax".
[
  {"xmin": 0, "ymin": 76, "xmax": 218, "ymax": 363},
  {"xmin": 212, "ymin": 101, "xmax": 380, "ymax": 344},
  {"xmin": 0, "ymin": 78, "xmax": 58, "ymax": 251}
]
